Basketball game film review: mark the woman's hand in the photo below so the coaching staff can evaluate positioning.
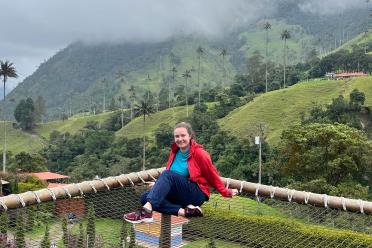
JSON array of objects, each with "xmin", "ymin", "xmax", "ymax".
[
  {"xmin": 145, "ymin": 182, "xmax": 155, "ymax": 189},
  {"xmin": 231, "ymin": 189, "xmax": 239, "ymax": 196}
]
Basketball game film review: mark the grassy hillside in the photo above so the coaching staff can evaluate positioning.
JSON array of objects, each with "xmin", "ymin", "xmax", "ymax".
[
  {"xmin": 116, "ymin": 101, "xmax": 217, "ymax": 139},
  {"xmin": 219, "ymin": 76, "xmax": 372, "ymax": 144},
  {"xmin": 0, "ymin": 122, "xmax": 44, "ymax": 154},
  {"xmin": 341, "ymin": 76, "xmax": 372, "ymax": 106},
  {"xmin": 0, "ymin": 111, "xmax": 117, "ymax": 154},
  {"xmin": 35, "ymin": 111, "xmax": 115, "ymax": 139},
  {"xmin": 5, "ymin": 76, "xmax": 370, "ymax": 154},
  {"xmin": 333, "ymin": 31, "xmax": 372, "ymax": 54},
  {"xmin": 116, "ymin": 105, "xmax": 193, "ymax": 139},
  {"xmin": 239, "ymin": 20, "xmax": 315, "ymax": 64},
  {"xmin": 2, "ymin": 19, "xmax": 320, "ymax": 122}
]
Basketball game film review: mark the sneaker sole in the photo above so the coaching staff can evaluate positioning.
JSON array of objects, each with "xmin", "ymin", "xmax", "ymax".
[
  {"xmin": 124, "ymin": 217, "xmax": 154, "ymax": 224},
  {"xmin": 186, "ymin": 204, "xmax": 204, "ymax": 216}
]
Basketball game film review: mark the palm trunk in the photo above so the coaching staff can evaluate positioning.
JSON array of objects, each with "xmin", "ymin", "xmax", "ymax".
[
  {"xmin": 172, "ymin": 71, "xmax": 175, "ymax": 109},
  {"xmin": 265, "ymin": 30, "xmax": 269, "ymax": 93},
  {"xmin": 103, "ymin": 91, "xmax": 106, "ymax": 113},
  {"xmin": 120, "ymin": 100, "xmax": 124, "ymax": 128},
  {"xmin": 168, "ymin": 77, "xmax": 171, "ymax": 109},
  {"xmin": 198, "ymin": 57, "xmax": 201, "ymax": 106},
  {"xmin": 185, "ymin": 78, "xmax": 189, "ymax": 117},
  {"xmin": 364, "ymin": 32, "xmax": 368, "ymax": 54},
  {"xmin": 69, "ymin": 96, "xmax": 72, "ymax": 118},
  {"xmin": 222, "ymin": 56, "xmax": 225, "ymax": 88},
  {"xmin": 142, "ymin": 115, "xmax": 146, "ymax": 171},
  {"xmin": 172, "ymin": 71, "xmax": 176, "ymax": 119},
  {"xmin": 283, "ymin": 39, "xmax": 287, "ymax": 88},
  {"xmin": 130, "ymin": 101, "xmax": 133, "ymax": 120},
  {"xmin": 2, "ymin": 78, "xmax": 6, "ymax": 173}
]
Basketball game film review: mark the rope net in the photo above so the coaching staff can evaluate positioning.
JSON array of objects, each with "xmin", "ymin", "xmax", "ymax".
[{"xmin": 0, "ymin": 176, "xmax": 371, "ymax": 248}]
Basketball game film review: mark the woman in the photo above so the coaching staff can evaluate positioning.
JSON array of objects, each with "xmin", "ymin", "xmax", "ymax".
[{"xmin": 124, "ymin": 122, "xmax": 238, "ymax": 223}]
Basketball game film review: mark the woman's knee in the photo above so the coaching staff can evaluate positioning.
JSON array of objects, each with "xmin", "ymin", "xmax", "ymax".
[
  {"xmin": 159, "ymin": 170, "xmax": 177, "ymax": 180},
  {"xmin": 160, "ymin": 169, "xmax": 172, "ymax": 177}
]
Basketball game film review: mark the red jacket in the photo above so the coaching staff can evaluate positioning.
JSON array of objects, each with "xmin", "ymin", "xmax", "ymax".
[{"xmin": 165, "ymin": 140, "xmax": 233, "ymax": 198}]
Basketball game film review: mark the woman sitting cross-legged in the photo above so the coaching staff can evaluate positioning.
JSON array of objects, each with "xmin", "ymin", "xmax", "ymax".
[{"xmin": 123, "ymin": 122, "xmax": 238, "ymax": 223}]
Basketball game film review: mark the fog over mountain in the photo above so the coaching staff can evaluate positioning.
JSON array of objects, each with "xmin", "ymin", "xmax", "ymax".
[
  {"xmin": 0, "ymin": 0, "xmax": 367, "ymax": 91},
  {"xmin": 298, "ymin": 0, "xmax": 367, "ymax": 15}
]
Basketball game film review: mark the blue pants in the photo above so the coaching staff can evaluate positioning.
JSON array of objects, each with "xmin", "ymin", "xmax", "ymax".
[{"xmin": 141, "ymin": 170, "xmax": 206, "ymax": 215}]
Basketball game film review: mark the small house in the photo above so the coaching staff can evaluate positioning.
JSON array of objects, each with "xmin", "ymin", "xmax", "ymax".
[
  {"xmin": 30, "ymin": 171, "xmax": 69, "ymax": 188},
  {"xmin": 30, "ymin": 172, "xmax": 85, "ymax": 218}
]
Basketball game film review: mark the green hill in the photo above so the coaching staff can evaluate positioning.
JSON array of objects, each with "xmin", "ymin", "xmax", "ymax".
[
  {"xmin": 333, "ymin": 31, "xmax": 372, "ymax": 54},
  {"xmin": 2, "ymin": 76, "xmax": 371, "ymax": 154},
  {"xmin": 0, "ymin": 111, "xmax": 117, "ymax": 154},
  {"xmin": 239, "ymin": 20, "xmax": 315, "ymax": 63},
  {"xmin": 116, "ymin": 105, "xmax": 193, "ymax": 139},
  {"xmin": 35, "ymin": 110, "xmax": 116, "ymax": 139},
  {"xmin": 2, "ymin": 20, "xmax": 320, "ymax": 122},
  {"xmin": 219, "ymin": 76, "xmax": 372, "ymax": 144},
  {"xmin": 0, "ymin": 122, "xmax": 44, "ymax": 154}
]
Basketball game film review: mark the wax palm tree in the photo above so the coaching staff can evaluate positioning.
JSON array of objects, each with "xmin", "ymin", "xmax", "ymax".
[
  {"xmin": 0, "ymin": 61, "xmax": 17, "ymax": 173},
  {"xmin": 263, "ymin": 22, "xmax": 271, "ymax": 92},
  {"xmin": 68, "ymin": 90, "xmax": 73, "ymax": 118},
  {"xmin": 169, "ymin": 52, "xmax": 176, "ymax": 70},
  {"xmin": 196, "ymin": 46, "xmax": 204, "ymax": 105},
  {"xmin": 220, "ymin": 48, "xmax": 227, "ymax": 87},
  {"xmin": 281, "ymin": 30, "xmax": 291, "ymax": 88},
  {"xmin": 101, "ymin": 78, "xmax": 107, "ymax": 112},
  {"xmin": 169, "ymin": 66, "xmax": 177, "ymax": 109},
  {"xmin": 364, "ymin": 0, "xmax": 370, "ymax": 54},
  {"xmin": 364, "ymin": 30, "xmax": 368, "ymax": 54},
  {"xmin": 117, "ymin": 94, "xmax": 126, "ymax": 128},
  {"xmin": 182, "ymin": 70, "xmax": 192, "ymax": 117},
  {"xmin": 135, "ymin": 100, "xmax": 155, "ymax": 170},
  {"xmin": 128, "ymin": 85, "xmax": 136, "ymax": 120}
]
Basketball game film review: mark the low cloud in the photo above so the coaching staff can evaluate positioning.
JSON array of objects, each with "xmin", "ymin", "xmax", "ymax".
[
  {"xmin": 298, "ymin": 0, "xmax": 366, "ymax": 15},
  {"xmin": 0, "ymin": 0, "xmax": 276, "ymax": 86},
  {"xmin": 0, "ymin": 0, "xmax": 367, "ymax": 88},
  {"xmin": 1, "ymin": 0, "xmax": 274, "ymax": 47}
]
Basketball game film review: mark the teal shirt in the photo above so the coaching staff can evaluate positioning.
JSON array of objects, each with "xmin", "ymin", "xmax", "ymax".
[{"xmin": 170, "ymin": 149, "xmax": 190, "ymax": 177}]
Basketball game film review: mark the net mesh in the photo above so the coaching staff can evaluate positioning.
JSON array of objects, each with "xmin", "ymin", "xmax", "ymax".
[{"xmin": 0, "ymin": 180, "xmax": 371, "ymax": 248}]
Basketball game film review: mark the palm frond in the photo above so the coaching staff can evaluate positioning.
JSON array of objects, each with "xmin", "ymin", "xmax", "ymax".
[{"xmin": 0, "ymin": 60, "xmax": 18, "ymax": 81}]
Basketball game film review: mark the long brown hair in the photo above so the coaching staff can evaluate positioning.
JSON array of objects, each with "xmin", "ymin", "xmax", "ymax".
[{"xmin": 174, "ymin": 122, "xmax": 196, "ymax": 140}]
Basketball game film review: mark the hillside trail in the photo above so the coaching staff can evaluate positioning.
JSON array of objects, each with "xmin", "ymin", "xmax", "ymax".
[
  {"xmin": 30, "ymin": 132, "xmax": 49, "ymax": 147},
  {"xmin": 338, "ymin": 78, "xmax": 352, "ymax": 96}
]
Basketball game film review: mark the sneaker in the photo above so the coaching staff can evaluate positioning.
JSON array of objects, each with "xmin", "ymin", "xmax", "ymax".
[
  {"xmin": 185, "ymin": 204, "xmax": 203, "ymax": 218},
  {"xmin": 123, "ymin": 207, "xmax": 153, "ymax": 224}
]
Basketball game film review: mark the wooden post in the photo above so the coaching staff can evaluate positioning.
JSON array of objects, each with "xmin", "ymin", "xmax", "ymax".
[{"xmin": 159, "ymin": 214, "xmax": 171, "ymax": 248}]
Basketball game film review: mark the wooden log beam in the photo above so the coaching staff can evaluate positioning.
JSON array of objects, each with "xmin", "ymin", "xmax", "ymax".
[{"xmin": 0, "ymin": 167, "xmax": 371, "ymax": 215}]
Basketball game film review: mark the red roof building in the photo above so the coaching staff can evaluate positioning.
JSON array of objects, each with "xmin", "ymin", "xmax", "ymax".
[
  {"xmin": 335, "ymin": 72, "xmax": 368, "ymax": 78},
  {"xmin": 30, "ymin": 172, "xmax": 69, "ymax": 188},
  {"xmin": 28, "ymin": 172, "xmax": 85, "ymax": 219},
  {"xmin": 30, "ymin": 172, "xmax": 69, "ymax": 181}
]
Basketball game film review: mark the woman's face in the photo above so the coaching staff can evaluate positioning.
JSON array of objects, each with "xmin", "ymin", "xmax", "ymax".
[{"xmin": 174, "ymin": 127, "xmax": 191, "ymax": 151}]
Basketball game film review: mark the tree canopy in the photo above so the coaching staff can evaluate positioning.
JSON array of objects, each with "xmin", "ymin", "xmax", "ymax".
[{"xmin": 275, "ymin": 123, "xmax": 371, "ymax": 186}]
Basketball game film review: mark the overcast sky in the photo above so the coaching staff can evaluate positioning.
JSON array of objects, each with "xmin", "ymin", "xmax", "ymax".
[{"xmin": 0, "ymin": 0, "xmax": 366, "ymax": 92}]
